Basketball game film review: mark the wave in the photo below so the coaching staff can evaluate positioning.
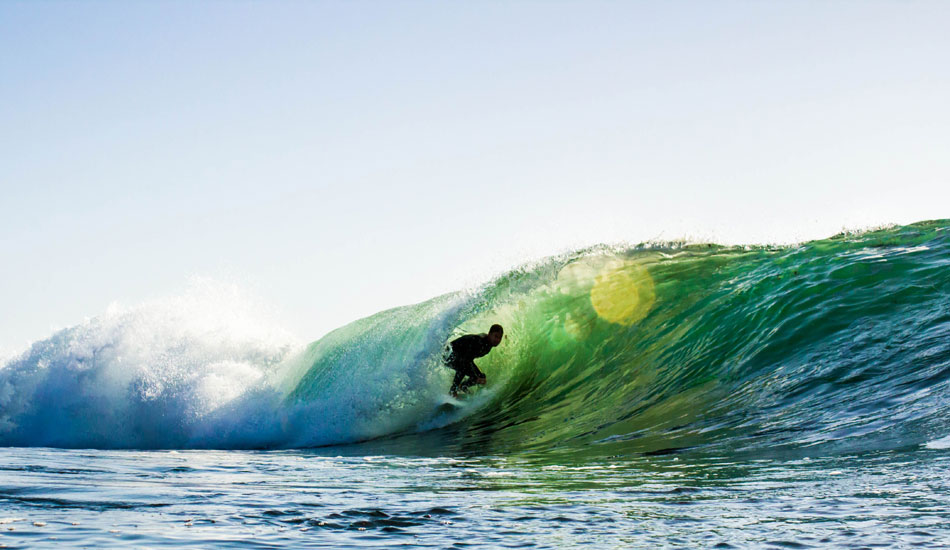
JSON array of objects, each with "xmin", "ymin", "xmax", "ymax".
[{"xmin": 2, "ymin": 221, "xmax": 949, "ymax": 455}]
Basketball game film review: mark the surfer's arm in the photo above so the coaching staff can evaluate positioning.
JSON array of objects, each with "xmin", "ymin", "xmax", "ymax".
[{"xmin": 472, "ymin": 363, "xmax": 487, "ymax": 384}]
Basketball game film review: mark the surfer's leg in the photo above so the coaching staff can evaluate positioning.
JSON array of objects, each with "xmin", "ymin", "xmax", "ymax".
[
  {"xmin": 450, "ymin": 367, "xmax": 465, "ymax": 396},
  {"xmin": 456, "ymin": 362, "xmax": 479, "ymax": 393}
]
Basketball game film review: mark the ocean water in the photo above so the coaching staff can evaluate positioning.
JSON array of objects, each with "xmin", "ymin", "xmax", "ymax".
[
  {"xmin": 2, "ymin": 220, "xmax": 950, "ymax": 548},
  {"xmin": 1, "ymin": 446, "xmax": 948, "ymax": 548}
]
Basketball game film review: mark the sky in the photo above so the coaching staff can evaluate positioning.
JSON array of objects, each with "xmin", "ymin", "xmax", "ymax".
[{"xmin": 1, "ymin": 1, "xmax": 948, "ymax": 353}]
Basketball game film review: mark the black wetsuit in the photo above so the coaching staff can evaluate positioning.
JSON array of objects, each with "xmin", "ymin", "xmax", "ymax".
[{"xmin": 445, "ymin": 334, "xmax": 492, "ymax": 395}]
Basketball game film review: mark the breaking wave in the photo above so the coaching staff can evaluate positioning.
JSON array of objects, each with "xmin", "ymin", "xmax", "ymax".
[{"xmin": 2, "ymin": 221, "xmax": 949, "ymax": 455}]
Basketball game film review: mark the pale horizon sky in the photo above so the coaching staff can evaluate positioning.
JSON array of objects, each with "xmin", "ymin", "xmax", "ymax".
[{"xmin": 2, "ymin": 1, "xmax": 949, "ymax": 353}]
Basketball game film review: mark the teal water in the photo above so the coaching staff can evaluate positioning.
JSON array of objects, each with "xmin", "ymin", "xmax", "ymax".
[
  {"xmin": 1, "ymin": 220, "xmax": 949, "ymax": 547},
  {"xmin": 1, "ymin": 447, "xmax": 948, "ymax": 548}
]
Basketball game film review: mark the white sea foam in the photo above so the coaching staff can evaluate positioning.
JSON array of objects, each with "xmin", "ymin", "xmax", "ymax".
[
  {"xmin": 925, "ymin": 434, "xmax": 950, "ymax": 450},
  {"xmin": 0, "ymin": 279, "xmax": 299, "ymax": 448}
]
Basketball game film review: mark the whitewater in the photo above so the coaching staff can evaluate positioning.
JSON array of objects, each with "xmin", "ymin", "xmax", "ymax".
[{"xmin": 2, "ymin": 220, "xmax": 949, "ymax": 548}]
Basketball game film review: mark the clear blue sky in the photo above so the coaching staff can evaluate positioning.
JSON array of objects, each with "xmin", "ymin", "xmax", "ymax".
[{"xmin": 2, "ymin": 1, "xmax": 948, "ymax": 352}]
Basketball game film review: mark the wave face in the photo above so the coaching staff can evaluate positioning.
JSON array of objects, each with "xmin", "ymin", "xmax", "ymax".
[{"xmin": 2, "ymin": 221, "xmax": 949, "ymax": 454}]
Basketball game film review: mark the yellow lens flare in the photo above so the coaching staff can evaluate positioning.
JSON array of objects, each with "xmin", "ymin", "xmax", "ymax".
[{"xmin": 589, "ymin": 261, "xmax": 656, "ymax": 325}]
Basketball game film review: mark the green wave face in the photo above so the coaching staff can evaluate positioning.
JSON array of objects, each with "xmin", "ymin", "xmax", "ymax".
[{"xmin": 284, "ymin": 220, "xmax": 950, "ymax": 457}]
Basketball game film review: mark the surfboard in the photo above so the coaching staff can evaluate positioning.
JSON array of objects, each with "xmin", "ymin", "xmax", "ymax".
[
  {"xmin": 434, "ymin": 402, "xmax": 459, "ymax": 415},
  {"xmin": 434, "ymin": 396, "xmax": 464, "ymax": 415}
]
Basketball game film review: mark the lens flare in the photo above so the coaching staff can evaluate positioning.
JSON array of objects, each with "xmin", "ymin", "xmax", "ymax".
[{"xmin": 589, "ymin": 261, "xmax": 655, "ymax": 325}]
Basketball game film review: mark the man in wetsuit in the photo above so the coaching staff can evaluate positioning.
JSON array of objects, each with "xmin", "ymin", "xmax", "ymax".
[{"xmin": 444, "ymin": 324, "xmax": 504, "ymax": 397}]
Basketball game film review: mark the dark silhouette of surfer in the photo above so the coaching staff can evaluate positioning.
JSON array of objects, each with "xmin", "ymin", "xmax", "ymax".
[{"xmin": 444, "ymin": 324, "xmax": 504, "ymax": 397}]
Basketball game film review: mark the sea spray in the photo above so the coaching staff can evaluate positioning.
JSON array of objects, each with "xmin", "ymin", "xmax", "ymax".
[{"xmin": 0, "ymin": 278, "xmax": 297, "ymax": 448}]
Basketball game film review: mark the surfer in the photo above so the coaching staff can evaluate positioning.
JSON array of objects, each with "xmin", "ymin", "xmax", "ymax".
[{"xmin": 444, "ymin": 324, "xmax": 504, "ymax": 397}]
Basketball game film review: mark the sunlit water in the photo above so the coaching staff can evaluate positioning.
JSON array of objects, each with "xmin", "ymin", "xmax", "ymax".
[{"xmin": 2, "ymin": 446, "xmax": 948, "ymax": 549}]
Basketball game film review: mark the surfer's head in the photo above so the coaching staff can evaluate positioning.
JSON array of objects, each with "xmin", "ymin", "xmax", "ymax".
[{"xmin": 488, "ymin": 324, "xmax": 504, "ymax": 346}]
